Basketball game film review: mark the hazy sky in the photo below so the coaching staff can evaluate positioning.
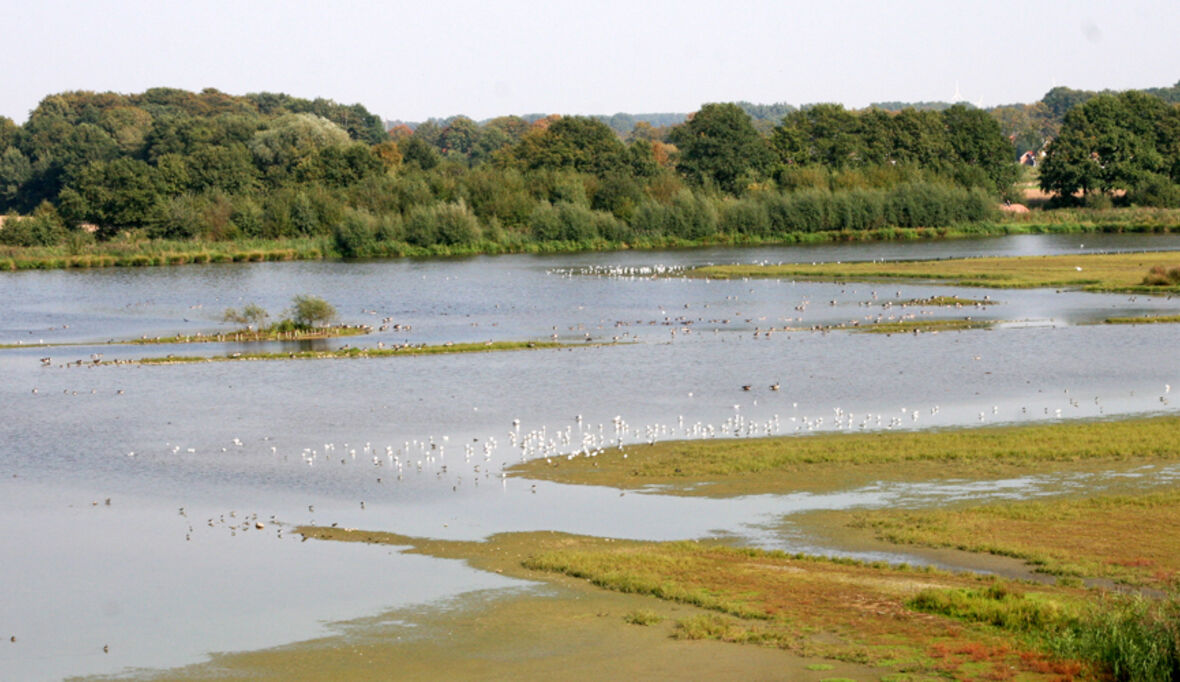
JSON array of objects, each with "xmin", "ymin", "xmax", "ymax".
[{"xmin": 3, "ymin": 0, "xmax": 1177, "ymax": 124}]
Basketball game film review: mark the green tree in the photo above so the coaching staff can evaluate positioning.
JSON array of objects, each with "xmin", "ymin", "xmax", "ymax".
[
  {"xmin": 773, "ymin": 104, "xmax": 863, "ymax": 168},
  {"xmin": 940, "ymin": 104, "xmax": 1019, "ymax": 192},
  {"xmin": 0, "ymin": 147, "xmax": 32, "ymax": 208},
  {"xmin": 1040, "ymin": 93, "xmax": 1168, "ymax": 198},
  {"xmin": 61, "ymin": 158, "xmax": 162, "ymax": 237},
  {"xmin": 670, "ymin": 103, "xmax": 772, "ymax": 194},
  {"xmin": 289, "ymin": 295, "xmax": 337, "ymax": 328},
  {"xmin": 248, "ymin": 113, "xmax": 351, "ymax": 175},
  {"xmin": 400, "ymin": 136, "xmax": 440, "ymax": 170},
  {"xmin": 512, "ymin": 116, "xmax": 626, "ymax": 176}
]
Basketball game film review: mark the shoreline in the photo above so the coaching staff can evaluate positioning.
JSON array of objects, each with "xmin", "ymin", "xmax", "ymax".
[{"xmin": 7, "ymin": 219, "xmax": 1179, "ymax": 272}]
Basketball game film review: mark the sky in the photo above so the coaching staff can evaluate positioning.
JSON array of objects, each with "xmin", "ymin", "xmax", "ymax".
[{"xmin": 2, "ymin": 0, "xmax": 1178, "ymax": 124}]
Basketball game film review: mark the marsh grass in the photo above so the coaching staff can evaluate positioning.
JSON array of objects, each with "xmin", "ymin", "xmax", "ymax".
[
  {"xmin": 846, "ymin": 490, "xmax": 1180, "ymax": 589},
  {"xmin": 520, "ymin": 538, "xmax": 1088, "ymax": 679},
  {"xmin": 129, "ymin": 340, "xmax": 573, "ymax": 364},
  {"xmin": 1102, "ymin": 314, "xmax": 1180, "ymax": 325},
  {"xmin": 127, "ymin": 323, "xmax": 370, "ymax": 345},
  {"xmin": 1052, "ymin": 593, "xmax": 1180, "ymax": 682},
  {"xmin": 911, "ymin": 585, "xmax": 1180, "ymax": 681},
  {"xmin": 1142, "ymin": 265, "xmax": 1180, "ymax": 286},
  {"xmin": 854, "ymin": 318, "xmax": 997, "ymax": 334},
  {"xmin": 690, "ymin": 251, "xmax": 1180, "ymax": 294},
  {"xmin": 898, "ymin": 296, "xmax": 997, "ymax": 307},
  {"xmin": 511, "ymin": 415, "xmax": 1180, "ymax": 491},
  {"xmin": 623, "ymin": 609, "xmax": 664, "ymax": 626}
]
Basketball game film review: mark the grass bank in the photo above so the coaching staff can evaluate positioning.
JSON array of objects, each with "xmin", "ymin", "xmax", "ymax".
[
  {"xmin": 0, "ymin": 323, "xmax": 371, "ymax": 350},
  {"xmin": 2, "ymin": 218, "xmax": 1178, "ymax": 272},
  {"xmin": 898, "ymin": 295, "xmax": 997, "ymax": 307},
  {"xmin": 689, "ymin": 251, "xmax": 1180, "ymax": 295},
  {"xmin": 1103, "ymin": 314, "xmax": 1180, "ymax": 325},
  {"xmin": 126, "ymin": 323, "xmax": 371, "ymax": 345},
  {"xmin": 842, "ymin": 490, "xmax": 1180, "ymax": 590},
  {"xmin": 853, "ymin": 318, "xmax": 999, "ymax": 334},
  {"xmin": 123, "ymin": 340, "xmax": 576, "ymax": 364},
  {"xmin": 509, "ymin": 415, "xmax": 1180, "ymax": 495}
]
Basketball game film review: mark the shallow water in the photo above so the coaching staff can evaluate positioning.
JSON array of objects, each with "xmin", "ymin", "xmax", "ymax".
[{"xmin": 2, "ymin": 234, "xmax": 1179, "ymax": 680}]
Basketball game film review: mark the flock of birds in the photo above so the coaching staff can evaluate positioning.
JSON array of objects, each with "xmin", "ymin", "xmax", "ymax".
[{"xmin": 8, "ymin": 254, "xmax": 1180, "ymax": 667}]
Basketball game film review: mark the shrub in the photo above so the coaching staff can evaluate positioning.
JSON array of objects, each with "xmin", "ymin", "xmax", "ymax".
[
  {"xmin": 1129, "ymin": 174, "xmax": 1180, "ymax": 208},
  {"xmin": 289, "ymin": 295, "xmax": 337, "ymax": 328},
  {"xmin": 720, "ymin": 199, "xmax": 771, "ymax": 236},
  {"xmin": 1142, "ymin": 265, "xmax": 1180, "ymax": 286},
  {"xmin": 332, "ymin": 209, "xmax": 378, "ymax": 258},
  {"xmin": 527, "ymin": 202, "xmax": 561, "ymax": 242},
  {"xmin": 432, "ymin": 201, "xmax": 482, "ymax": 245},
  {"xmin": 222, "ymin": 303, "xmax": 270, "ymax": 328}
]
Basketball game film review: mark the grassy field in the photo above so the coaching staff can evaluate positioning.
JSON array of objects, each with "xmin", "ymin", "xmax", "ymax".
[
  {"xmin": 509, "ymin": 415, "xmax": 1180, "ymax": 495},
  {"xmin": 689, "ymin": 251, "xmax": 1180, "ymax": 294},
  {"xmin": 123, "ymin": 340, "xmax": 576, "ymax": 364},
  {"xmin": 842, "ymin": 490, "xmax": 1180, "ymax": 590}
]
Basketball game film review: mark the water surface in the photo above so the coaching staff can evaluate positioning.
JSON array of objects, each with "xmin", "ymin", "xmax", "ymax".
[{"xmin": 2, "ymin": 234, "xmax": 1179, "ymax": 680}]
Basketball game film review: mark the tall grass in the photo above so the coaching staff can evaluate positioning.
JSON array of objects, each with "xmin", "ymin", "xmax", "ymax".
[
  {"xmin": 913, "ymin": 585, "xmax": 1180, "ymax": 681},
  {"xmin": 1052, "ymin": 593, "xmax": 1180, "ymax": 682}
]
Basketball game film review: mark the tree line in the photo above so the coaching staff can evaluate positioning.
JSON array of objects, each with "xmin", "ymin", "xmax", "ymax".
[{"xmin": 0, "ymin": 85, "xmax": 1171, "ymax": 254}]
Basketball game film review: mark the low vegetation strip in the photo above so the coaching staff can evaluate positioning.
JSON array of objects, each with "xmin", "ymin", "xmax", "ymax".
[
  {"xmin": 689, "ymin": 251, "xmax": 1180, "ymax": 294},
  {"xmin": 1102, "ymin": 314, "xmax": 1180, "ymax": 325},
  {"xmin": 853, "ymin": 318, "xmax": 998, "ymax": 334},
  {"xmin": 510, "ymin": 415, "xmax": 1180, "ymax": 491},
  {"xmin": 844, "ymin": 490, "xmax": 1180, "ymax": 590},
  {"xmin": 127, "ymin": 324, "xmax": 370, "ymax": 345},
  {"xmin": 1, "ymin": 222, "xmax": 1177, "ymax": 272},
  {"xmin": 898, "ymin": 295, "xmax": 997, "ymax": 306},
  {"xmin": 126, "ymin": 340, "xmax": 572, "ymax": 364}
]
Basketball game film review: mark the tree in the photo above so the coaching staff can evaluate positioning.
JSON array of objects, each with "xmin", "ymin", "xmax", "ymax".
[
  {"xmin": 511, "ymin": 116, "xmax": 626, "ymax": 176},
  {"xmin": 670, "ymin": 103, "xmax": 772, "ymax": 194},
  {"xmin": 1039, "ymin": 92, "xmax": 1171, "ymax": 198},
  {"xmin": 399, "ymin": 136, "xmax": 439, "ymax": 170},
  {"xmin": 248, "ymin": 113, "xmax": 351, "ymax": 174},
  {"xmin": 222, "ymin": 303, "xmax": 270, "ymax": 329},
  {"xmin": 61, "ymin": 157, "xmax": 162, "ymax": 237},
  {"xmin": 0, "ymin": 147, "xmax": 32, "ymax": 208},
  {"xmin": 289, "ymin": 295, "xmax": 337, "ymax": 328},
  {"xmin": 438, "ymin": 116, "xmax": 480, "ymax": 159},
  {"xmin": 940, "ymin": 104, "xmax": 1019, "ymax": 192},
  {"xmin": 773, "ymin": 104, "xmax": 863, "ymax": 168}
]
